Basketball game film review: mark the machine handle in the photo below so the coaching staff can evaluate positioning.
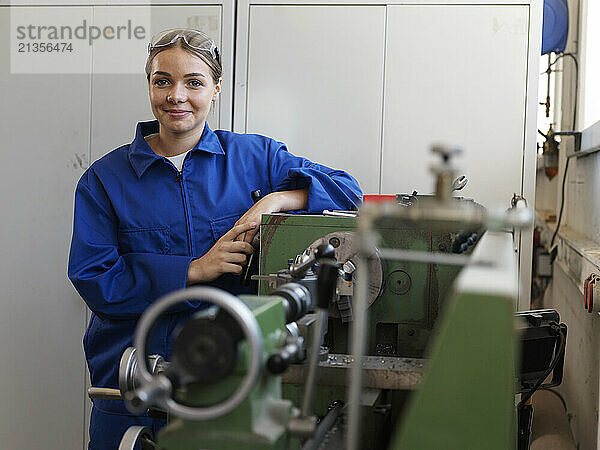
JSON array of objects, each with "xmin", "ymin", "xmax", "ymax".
[
  {"xmin": 300, "ymin": 247, "xmax": 338, "ymax": 420},
  {"xmin": 316, "ymin": 261, "xmax": 340, "ymax": 309},
  {"xmin": 314, "ymin": 243, "xmax": 335, "ymax": 260},
  {"xmin": 267, "ymin": 352, "xmax": 293, "ymax": 374},
  {"xmin": 267, "ymin": 337, "xmax": 304, "ymax": 374},
  {"xmin": 241, "ymin": 189, "xmax": 262, "ymax": 286},
  {"xmin": 130, "ymin": 287, "xmax": 263, "ymax": 421},
  {"xmin": 88, "ymin": 387, "xmax": 122, "ymax": 400},
  {"xmin": 118, "ymin": 426, "xmax": 155, "ymax": 450}
]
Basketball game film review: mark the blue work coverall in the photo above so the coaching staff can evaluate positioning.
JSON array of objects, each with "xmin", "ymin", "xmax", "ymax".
[{"xmin": 68, "ymin": 120, "xmax": 362, "ymax": 449}]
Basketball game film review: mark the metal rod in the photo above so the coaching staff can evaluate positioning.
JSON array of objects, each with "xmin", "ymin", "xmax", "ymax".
[
  {"xmin": 301, "ymin": 308, "xmax": 328, "ymax": 417},
  {"xmin": 379, "ymin": 248, "xmax": 493, "ymax": 267},
  {"xmin": 289, "ymin": 257, "xmax": 315, "ymax": 278},
  {"xmin": 346, "ymin": 236, "xmax": 371, "ymax": 450},
  {"xmin": 358, "ymin": 199, "xmax": 532, "ymax": 231},
  {"xmin": 322, "ymin": 209, "xmax": 358, "ymax": 218},
  {"xmin": 88, "ymin": 387, "xmax": 122, "ymax": 400},
  {"xmin": 301, "ymin": 401, "xmax": 344, "ymax": 450}
]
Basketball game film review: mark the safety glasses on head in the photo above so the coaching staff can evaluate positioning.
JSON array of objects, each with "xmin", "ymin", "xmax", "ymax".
[{"xmin": 148, "ymin": 29, "xmax": 220, "ymax": 64}]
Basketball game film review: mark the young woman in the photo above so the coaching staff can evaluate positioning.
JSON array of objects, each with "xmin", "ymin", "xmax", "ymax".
[{"xmin": 68, "ymin": 29, "xmax": 362, "ymax": 449}]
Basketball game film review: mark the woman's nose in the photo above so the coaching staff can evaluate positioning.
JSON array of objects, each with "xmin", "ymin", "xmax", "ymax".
[{"xmin": 167, "ymin": 83, "xmax": 186, "ymax": 103}]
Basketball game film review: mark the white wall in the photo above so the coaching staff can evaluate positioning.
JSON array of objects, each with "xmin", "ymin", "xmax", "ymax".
[
  {"xmin": 542, "ymin": 265, "xmax": 600, "ymax": 450},
  {"xmin": 579, "ymin": 0, "xmax": 600, "ymax": 130},
  {"xmin": 0, "ymin": 6, "xmax": 89, "ymax": 448}
]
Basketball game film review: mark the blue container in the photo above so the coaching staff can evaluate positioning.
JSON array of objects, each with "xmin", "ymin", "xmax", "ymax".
[{"xmin": 542, "ymin": 0, "xmax": 569, "ymax": 54}]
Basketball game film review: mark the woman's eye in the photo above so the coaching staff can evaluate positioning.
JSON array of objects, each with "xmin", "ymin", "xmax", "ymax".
[
  {"xmin": 188, "ymin": 79, "xmax": 203, "ymax": 88},
  {"xmin": 153, "ymin": 79, "xmax": 169, "ymax": 87}
]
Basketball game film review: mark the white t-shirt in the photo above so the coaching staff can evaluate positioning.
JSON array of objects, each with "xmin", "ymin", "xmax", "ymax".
[
  {"xmin": 164, "ymin": 150, "xmax": 191, "ymax": 172},
  {"xmin": 145, "ymin": 133, "xmax": 191, "ymax": 172}
]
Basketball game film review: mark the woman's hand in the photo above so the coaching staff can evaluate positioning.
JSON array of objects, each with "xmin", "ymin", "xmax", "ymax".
[
  {"xmin": 234, "ymin": 189, "xmax": 309, "ymax": 243},
  {"xmin": 187, "ymin": 222, "xmax": 257, "ymax": 284}
]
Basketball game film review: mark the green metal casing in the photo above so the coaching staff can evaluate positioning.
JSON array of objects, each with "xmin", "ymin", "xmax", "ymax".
[
  {"xmin": 391, "ymin": 231, "xmax": 518, "ymax": 450},
  {"xmin": 158, "ymin": 295, "xmax": 300, "ymax": 450}
]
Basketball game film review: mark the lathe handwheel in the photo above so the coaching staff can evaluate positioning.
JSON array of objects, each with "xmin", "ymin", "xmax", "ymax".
[
  {"xmin": 118, "ymin": 426, "xmax": 154, "ymax": 450},
  {"xmin": 132, "ymin": 287, "xmax": 263, "ymax": 420}
]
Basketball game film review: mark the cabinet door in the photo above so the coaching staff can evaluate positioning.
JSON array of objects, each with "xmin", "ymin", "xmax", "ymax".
[
  {"xmin": 382, "ymin": 5, "xmax": 529, "ymax": 208},
  {"xmin": 0, "ymin": 6, "xmax": 90, "ymax": 449},
  {"xmin": 91, "ymin": 5, "xmax": 226, "ymax": 162},
  {"xmin": 243, "ymin": 5, "xmax": 386, "ymax": 195}
]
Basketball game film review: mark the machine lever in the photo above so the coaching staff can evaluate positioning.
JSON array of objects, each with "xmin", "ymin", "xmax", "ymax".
[
  {"xmin": 267, "ymin": 336, "xmax": 305, "ymax": 374},
  {"xmin": 452, "ymin": 175, "xmax": 468, "ymax": 191},
  {"xmin": 300, "ymin": 245, "xmax": 339, "ymax": 420},
  {"xmin": 125, "ymin": 375, "xmax": 172, "ymax": 415},
  {"xmin": 289, "ymin": 243, "xmax": 336, "ymax": 279},
  {"xmin": 241, "ymin": 189, "xmax": 262, "ymax": 286},
  {"xmin": 88, "ymin": 387, "xmax": 122, "ymax": 400},
  {"xmin": 316, "ymin": 259, "xmax": 340, "ymax": 309}
]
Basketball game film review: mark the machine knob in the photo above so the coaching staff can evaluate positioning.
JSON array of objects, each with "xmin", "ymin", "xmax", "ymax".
[
  {"xmin": 266, "ymin": 337, "xmax": 304, "ymax": 375},
  {"xmin": 314, "ymin": 243, "xmax": 335, "ymax": 260},
  {"xmin": 240, "ymin": 189, "xmax": 263, "ymax": 286},
  {"xmin": 431, "ymin": 144, "xmax": 462, "ymax": 163},
  {"xmin": 267, "ymin": 353, "xmax": 289, "ymax": 374}
]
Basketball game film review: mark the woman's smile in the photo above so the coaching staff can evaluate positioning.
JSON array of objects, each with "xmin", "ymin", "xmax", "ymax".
[{"xmin": 164, "ymin": 109, "xmax": 192, "ymax": 119}]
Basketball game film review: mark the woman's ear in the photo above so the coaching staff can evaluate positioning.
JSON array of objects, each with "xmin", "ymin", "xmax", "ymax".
[{"xmin": 213, "ymin": 78, "xmax": 222, "ymax": 101}]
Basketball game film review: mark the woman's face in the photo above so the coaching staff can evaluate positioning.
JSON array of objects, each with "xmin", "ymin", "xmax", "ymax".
[{"xmin": 148, "ymin": 46, "xmax": 221, "ymax": 135}]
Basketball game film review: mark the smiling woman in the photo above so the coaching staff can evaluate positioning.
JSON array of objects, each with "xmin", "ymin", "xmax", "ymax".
[{"xmin": 67, "ymin": 28, "xmax": 362, "ymax": 449}]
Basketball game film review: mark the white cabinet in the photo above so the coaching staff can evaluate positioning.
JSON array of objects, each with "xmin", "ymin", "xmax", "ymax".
[
  {"xmin": 241, "ymin": 5, "xmax": 386, "ymax": 194},
  {"xmin": 382, "ymin": 5, "xmax": 529, "ymax": 207}
]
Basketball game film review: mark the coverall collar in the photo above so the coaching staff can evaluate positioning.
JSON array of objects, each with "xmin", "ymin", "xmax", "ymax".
[{"xmin": 128, "ymin": 120, "xmax": 225, "ymax": 177}]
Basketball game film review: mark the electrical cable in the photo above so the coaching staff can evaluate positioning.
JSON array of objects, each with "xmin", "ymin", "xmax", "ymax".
[
  {"xmin": 540, "ymin": 387, "xmax": 568, "ymax": 412},
  {"xmin": 518, "ymin": 324, "xmax": 566, "ymax": 408},
  {"xmin": 548, "ymin": 52, "xmax": 578, "ymax": 250},
  {"xmin": 550, "ymin": 157, "xmax": 570, "ymax": 250},
  {"xmin": 554, "ymin": 53, "xmax": 579, "ymax": 130}
]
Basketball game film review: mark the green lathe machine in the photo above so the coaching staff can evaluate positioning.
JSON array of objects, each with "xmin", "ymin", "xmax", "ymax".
[
  {"xmin": 256, "ymin": 212, "xmax": 465, "ymax": 359},
  {"xmin": 99, "ymin": 146, "xmax": 566, "ymax": 450}
]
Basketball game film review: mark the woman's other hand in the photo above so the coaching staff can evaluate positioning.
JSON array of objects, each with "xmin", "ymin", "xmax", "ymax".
[
  {"xmin": 234, "ymin": 189, "xmax": 308, "ymax": 243},
  {"xmin": 187, "ymin": 222, "xmax": 256, "ymax": 284}
]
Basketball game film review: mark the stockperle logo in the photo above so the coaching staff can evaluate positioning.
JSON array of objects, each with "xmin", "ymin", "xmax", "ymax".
[{"xmin": 10, "ymin": 6, "xmax": 150, "ymax": 74}]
